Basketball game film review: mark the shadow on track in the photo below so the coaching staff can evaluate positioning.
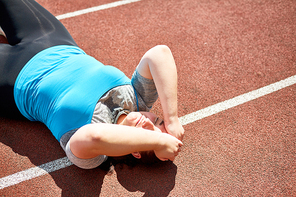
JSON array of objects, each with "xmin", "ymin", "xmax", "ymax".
[
  {"xmin": 115, "ymin": 161, "xmax": 177, "ymax": 197},
  {"xmin": 0, "ymin": 117, "xmax": 177, "ymax": 196}
]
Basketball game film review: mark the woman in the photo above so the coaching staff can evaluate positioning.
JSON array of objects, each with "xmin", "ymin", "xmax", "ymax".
[{"xmin": 0, "ymin": 0, "xmax": 184, "ymax": 169}]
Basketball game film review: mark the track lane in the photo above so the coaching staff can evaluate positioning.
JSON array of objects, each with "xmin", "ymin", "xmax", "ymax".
[{"xmin": 1, "ymin": 0, "xmax": 295, "ymax": 196}]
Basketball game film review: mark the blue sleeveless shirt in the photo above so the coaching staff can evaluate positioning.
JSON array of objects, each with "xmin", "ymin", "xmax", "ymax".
[{"xmin": 14, "ymin": 45, "xmax": 130, "ymax": 140}]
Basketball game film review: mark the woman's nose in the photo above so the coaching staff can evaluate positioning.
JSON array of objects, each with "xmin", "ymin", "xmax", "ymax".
[{"xmin": 142, "ymin": 118, "xmax": 155, "ymax": 130}]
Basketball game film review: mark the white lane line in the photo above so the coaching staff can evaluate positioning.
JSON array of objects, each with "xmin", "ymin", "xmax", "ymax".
[
  {"xmin": 179, "ymin": 75, "xmax": 296, "ymax": 125},
  {"xmin": 1, "ymin": 74, "xmax": 296, "ymax": 189},
  {"xmin": 56, "ymin": 0, "xmax": 141, "ymax": 20},
  {"xmin": 0, "ymin": 157, "xmax": 72, "ymax": 189}
]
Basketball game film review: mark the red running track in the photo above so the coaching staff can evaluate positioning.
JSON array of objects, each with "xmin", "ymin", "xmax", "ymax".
[{"xmin": 1, "ymin": 0, "xmax": 296, "ymax": 196}]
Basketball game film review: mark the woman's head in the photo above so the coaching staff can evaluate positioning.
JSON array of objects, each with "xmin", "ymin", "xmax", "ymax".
[
  {"xmin": 120, "ymin": 111, "xmax": 167, "ymax": 162},
  {"xmin": 122, "ymin": 111, "xmax": 166, "ymax": 133},
  {"xmin": 101, "ymin": 112, "xmax": 168, "ymax": 174}
]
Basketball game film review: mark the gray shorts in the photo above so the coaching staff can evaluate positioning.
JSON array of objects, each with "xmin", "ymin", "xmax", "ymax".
[{"xmin": 59, "ymin": 69, "xmax": 158, "ymax": 169}]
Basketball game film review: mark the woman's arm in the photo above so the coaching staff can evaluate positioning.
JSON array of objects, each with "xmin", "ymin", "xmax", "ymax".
[
  {"xmin": 69, "ymin": 123, "xmax": 183, "ymax": 161},
  {"xmin": 136, "ymin": 45, "xmax": 184, "ymax": 140}
]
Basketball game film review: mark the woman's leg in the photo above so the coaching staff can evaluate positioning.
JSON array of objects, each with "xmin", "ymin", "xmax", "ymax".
[
  {"xmin": 0, "ymin": 0, "xmax": 77, "ymax": 47},
  {"xmin": 0, "ymin": 0, "xmax": 77, "ymax": 119}
]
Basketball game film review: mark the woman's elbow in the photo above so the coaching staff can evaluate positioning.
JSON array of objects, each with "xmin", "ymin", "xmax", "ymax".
[
  {"xmin": 73, "ymin": 124, "xmax": 103, "ymax": 144},
  {"xmin": 151, "ymin": 45, "xmax": 172, "ymax": 55}
]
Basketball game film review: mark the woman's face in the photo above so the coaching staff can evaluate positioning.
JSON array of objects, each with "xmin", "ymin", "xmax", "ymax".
[
  {"xmin": 123, "ymin": 112, "xmax": 166, "ymax": 133},
  {"xmin": 121, "ymin": 112, "xmax": 166, "ymax": 161}
]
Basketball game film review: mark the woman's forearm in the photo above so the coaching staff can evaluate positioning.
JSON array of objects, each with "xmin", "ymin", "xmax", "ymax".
[
  {"xmin": 69, "ymin": 123, "xmax": 182, "ymax": 160},
  {"xmin": 137, "ymin": 45, "xmax": 178, "ymax": 121},
  {"xmin": 89, "ymin": 124, "xmax": 162, "ymax": 156},
  {"xmin": 137, "ymin": 45, "xmax": 184, "ymax": 140}
]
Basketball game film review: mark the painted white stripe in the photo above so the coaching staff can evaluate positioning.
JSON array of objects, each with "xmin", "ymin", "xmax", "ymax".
[
  {"xmin": 56, "ymin": 0, "xmax": 141, "ymax": 20},
  {"xmin": 1, "ymin": 75, "xmax": 296, "ymax": 189},
  {"xmin": 0, "ymin": 157, "xmax": 72, "ymax": 189},
  {"xmin": 179, "ymin": 75, "xmax": 296, "ymax": 125}
]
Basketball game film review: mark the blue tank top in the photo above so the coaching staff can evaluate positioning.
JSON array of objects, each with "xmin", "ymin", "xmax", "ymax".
[{"xmin": 14, "ymin": 45, "xmax": 130, "ymax": 140}]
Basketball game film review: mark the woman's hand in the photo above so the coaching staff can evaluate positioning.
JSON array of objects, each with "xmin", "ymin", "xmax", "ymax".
[
  {"xmin": 120, "ymin": 111, "xmax": 183, "ymax": 161},
  {"xmin": 164, "ymin": 116, "xmax": 185, "ymax": 141},
  {"xmin": 154, "ymin": 133, "xmax": 183, "ymax": 161},
  {"xmin": 121, "ymin": 112, "xmax": 159, "ymax": 131}
]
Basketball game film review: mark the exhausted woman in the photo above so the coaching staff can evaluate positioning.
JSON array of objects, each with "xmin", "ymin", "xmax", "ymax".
[{"xmin": 0, "ymin": 0, "xmax": 184, "ymax": 169}]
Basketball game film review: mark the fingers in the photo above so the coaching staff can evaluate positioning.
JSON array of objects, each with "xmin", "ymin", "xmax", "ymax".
[
  {"xmin": 178, "ymin": 140, "xmax": 183, "ymax": 146},
  {"xmin": 135, "ymin": 115, "xmax": 155, "ymax": 131},
  {"xmin": 158, "ymin": 153, "xmax": 180, "ymax": 162},
  {"xmin": 170, "ymin": 140, "xmax": 183, "ymax": 160},
  {"xmin": 164, "ymin": 120, "xmax": 185, "ymax": 141},
  {"xmin": 175, "ymin": 142, "xmax": 182, "ymax": 154},
  {"xmin": 159, "ymin": 157, "xmax": 170, "ymax": 162},
  {"xmin": 178, "ymin": 147, "xmax": 182, "ymax": 152},
  {"xmin": 159, "ymin": 156, "xmax": 175, "ymax": 162},
  {"xmin": 155, "ymin": 139, "xmax": 183, "ymax": 162},
  {"xmin": 178, "ymin": 133, "xmax": 184, "ymax": 141}
]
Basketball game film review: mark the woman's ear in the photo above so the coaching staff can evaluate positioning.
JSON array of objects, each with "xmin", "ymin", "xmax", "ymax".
[{"xmin": 132, "ymin": 152, "xmax": 141, "ymax": 159}]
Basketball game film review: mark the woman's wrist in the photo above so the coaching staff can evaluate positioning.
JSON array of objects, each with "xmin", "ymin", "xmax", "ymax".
[
  {"xmin": 164, "ymin": 116, "xmax": 184, "ymax": 140},
  {"xmin": 164, "ymin": 115, "xmax": 179, "ymax": 125},
  {"xmin": 154, "ymin": 132, "xmax": 166, "ymax": 150}
]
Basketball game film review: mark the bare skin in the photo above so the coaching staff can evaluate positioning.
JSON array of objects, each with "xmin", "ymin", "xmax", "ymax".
[
  {"xmin": 70, "ymin": 119, "xmax": 182, "ymax": 161},
  {"xmin": 136, "ymin": 45, "xmax": 184, "ymax": 140},
  {"xmin": 118, "ymin": 111, "xmax": 170, "ymax": 159},
  {"xmin": 69, "ymin": 45, "xmax": 184, "ymax": 162}
]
